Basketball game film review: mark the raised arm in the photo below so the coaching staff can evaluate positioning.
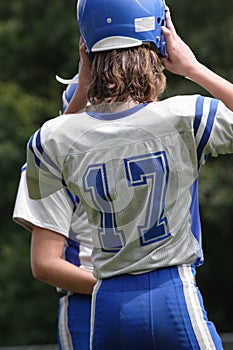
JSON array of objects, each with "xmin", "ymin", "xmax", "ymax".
[
  {"xmin": 161, "ymin": 9, "xmax": 233, "ymax": 111},
  {"xmin": 64, "ymin": 37, "xmax": 91, "ymax": 114}
]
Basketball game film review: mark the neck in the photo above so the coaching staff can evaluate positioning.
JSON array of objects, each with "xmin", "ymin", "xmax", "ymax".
[{"xmin": 87, "ymin": 100, "xmax": 139, "ymax": 114}]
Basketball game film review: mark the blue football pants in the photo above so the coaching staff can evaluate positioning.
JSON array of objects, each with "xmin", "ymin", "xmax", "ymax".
[
  {"xmin": 58, "ymin": 292, "xmax": 92, "ymax": 350},
  {"xmin": 91, "ymin": 265, "xmax": 223, "ymax": 350}
]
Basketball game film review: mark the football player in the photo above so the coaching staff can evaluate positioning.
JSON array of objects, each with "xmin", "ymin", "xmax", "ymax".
[{"xmin": 26, "ymin": 1, "xmax": 233, "ymax": 348}]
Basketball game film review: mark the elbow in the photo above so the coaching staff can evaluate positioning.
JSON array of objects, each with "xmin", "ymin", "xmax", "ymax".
[{"xmin": 30, "ymin": 259, "xmax": 49, "ymax": 282}]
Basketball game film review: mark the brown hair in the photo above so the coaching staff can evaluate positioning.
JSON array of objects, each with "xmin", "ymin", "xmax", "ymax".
[{"xmin": 87, "ymin": 45, "xmax": 166, "ymax": 105}]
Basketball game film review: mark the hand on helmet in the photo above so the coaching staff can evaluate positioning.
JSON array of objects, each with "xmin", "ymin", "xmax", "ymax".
[
  {"xmin": 161, "ymin": 9, "xmax": 198, "ymax": 78},
  {"xmin": 63, "ymin": 37, "xmax": 91, "ymax": 114},
  {"xmin": 78, "ymin": 36, "xmax": 91, "ymax": 86}
]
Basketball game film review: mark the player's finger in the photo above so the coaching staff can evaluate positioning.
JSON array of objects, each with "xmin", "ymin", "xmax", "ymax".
[
  {"xmin": 79, "ymin": 36, "xmax": 86, "ymax": 51},
  {"xmin": 164, "ymin": 8, "xmax": 176, "ymax": 36},
  {"xmin": 79, "ymin": 36, "xmax": 84, "ymax": 50},
  {"xmin": 161, "ymin": 25, "xmax": 174, "ymax": 51}
]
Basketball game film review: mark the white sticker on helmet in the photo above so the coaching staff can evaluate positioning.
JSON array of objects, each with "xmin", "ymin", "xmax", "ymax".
[{"xmin": 134, "ymin": 16, "xmax": 155, "ymax": 33}]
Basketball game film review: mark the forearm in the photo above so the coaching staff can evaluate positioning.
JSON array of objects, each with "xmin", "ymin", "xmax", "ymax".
[
  {"xmin": 31, "ymin": 226, "xmax": 96, "ymax": 295},
  {"xmin": 64, "ymin": 37, "xmax": 91, "ymax": 114},
  {"xmin": 64, "ymin": 84, "xmax": 88, "ymax": 114},
  {"xmin": 187, "ymin": 62, "xmax": 233, "ymax": 111},
  {"xmin": 32, "ymin": 257, "xmax": 96, "ymax": 295}
]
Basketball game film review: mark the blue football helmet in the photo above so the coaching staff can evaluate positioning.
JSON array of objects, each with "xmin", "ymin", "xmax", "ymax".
[{"xmin": 77, "ymin": 0, "xmax": 166, "ymax": 57}]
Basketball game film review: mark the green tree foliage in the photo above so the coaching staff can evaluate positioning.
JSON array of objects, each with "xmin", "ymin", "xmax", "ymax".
[
  {"xmin": 0, "ymin": 82, "xmax": 55, "ymax": 219},
  {"xmin": 0, "ymin": 81, "xmax": 59, "ymax": 345},
  {"xmin": 0, "ymin": 0, "xmax": 232, "ymax": 345},
  {"xmin": 0, "ymin": 231, "xmax": 58, "ymax": 345},
  {"xmin": 198, "ymin": 155, "xmax": 233, "ymax": 332},
  {"xmin": 0, "ymin": 0, "xmax": 80, "ymax": 345},
  {"xmin": 0, "ymin": 0, "xmax": 79, "ymax": 96},
  {"xmin": 165, "ymin": 0, "xmax": 233, "ymax": 95}
]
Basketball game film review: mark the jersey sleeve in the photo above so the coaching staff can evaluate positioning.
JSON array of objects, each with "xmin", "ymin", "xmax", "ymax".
[
  {"xmin": 207, "ymin": 100, "xmax": 233, "ymax": 156},
  {"xmin": 26, "ymin": 117, "xmax": 66, "ymax": 200},
  {"xmin": 193, "ymin": 96, "xmax": 233, "ymax": 165},
  {"xmin": 13, "ymin": 165, "xmax": 75, "ymax": 236}
]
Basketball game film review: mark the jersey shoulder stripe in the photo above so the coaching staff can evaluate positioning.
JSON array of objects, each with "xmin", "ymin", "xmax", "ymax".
[
  {"xmin": 28, "ymin": 131, "xmax": 48, "ymax": 171},
  {"xmin": 28, "ymin": 128, "xmax": 65, "ymax": 189},
  {"xmin": 29, "ymin": 129, "xmax": 60, "ymax": 173},
  {"xmin": 194, "ymin": 97, "xmax": 219, "ymax": 163},
  {"xmin": 196, "ymin": 98, "xmax": 219, "ymax": 163},
  {"xmin": 193, "ymin": 95, "xmax": 205, "ymax": 136}
]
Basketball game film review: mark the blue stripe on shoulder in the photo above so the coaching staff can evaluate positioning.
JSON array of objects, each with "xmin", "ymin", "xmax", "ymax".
[
  {"xmin": 28, "ymin": 130, "xmax": 66, "ymax": 186},
  {"xmin": 35, "ymin": 129, "xmax": 44, "ymax": 154},
  {"xmin": 197, "ymin": 98, "xmax": 219, "ymax": 163},
  {"xmin": 193, "ymin": 96, "xmax": 205, "ymax": 136},
  {"xmin": 28, "ymin": 134, "xmax": 51, "ymax": 173},
  {"xmin": 28, "ymin": 132, "xmax": 48, "ymax": 172},
  {"xmin": 36, "ymin": 129, "xmax": 60, "ymax": 172}
]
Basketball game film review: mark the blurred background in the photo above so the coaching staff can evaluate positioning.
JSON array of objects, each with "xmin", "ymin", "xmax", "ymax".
[{"xmin": 0, "ymin": 0, "xmax": 232, "ymax": 346}]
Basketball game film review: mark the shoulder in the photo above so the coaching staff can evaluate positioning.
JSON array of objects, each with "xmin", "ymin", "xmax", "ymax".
[
  {"xmin": 27, "ymin": 112, "xmax": 87, "ymax": 158},
  {"xmin": 144, "ymin": 95, "xmax": 201, "ymax": 133},
  {"xmin": 145, "ymin": 95, "xmax": 201, "ymax": 126},
  {"xmin": 40, "ymin": 113, "xmax": 78, "ymax": 139},
  {"xmin": 158, "ymin": 94, "xmax": 201, "ymax": 116},
  {"xmin": 150, "ymin": 94, "xmax": 222, "ymax": 127}
]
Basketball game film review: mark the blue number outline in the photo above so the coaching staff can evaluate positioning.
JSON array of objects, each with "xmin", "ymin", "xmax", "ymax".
[
  {"xmin": 83, "ymin": 163, "xmax": 126, "ymax": 252},
  {"xmin": 124, "ymin": 152, "xmax": 170, "ymax": 246},
  {"xmin": 83, "ymin": 152, "xmax": 170, "ymax": 252}
]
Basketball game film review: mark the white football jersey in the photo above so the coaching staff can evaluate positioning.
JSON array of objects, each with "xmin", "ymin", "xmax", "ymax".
[
  {"xmin": 13, "ymin": 166, "xmax": 93, "ymax": 272},
  {"xmin": 26, "ymin": 95, "xmax": 233, "ymax": 278}
]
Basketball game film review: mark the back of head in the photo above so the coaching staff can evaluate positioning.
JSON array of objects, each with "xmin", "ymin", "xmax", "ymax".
[
  {"xmin": 88, "ymin": 46, "xmax": 166, "ymax": 105},
  {"xmin": 77, "ymin": 0, "xmax": 167, "ymax": 105}
]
